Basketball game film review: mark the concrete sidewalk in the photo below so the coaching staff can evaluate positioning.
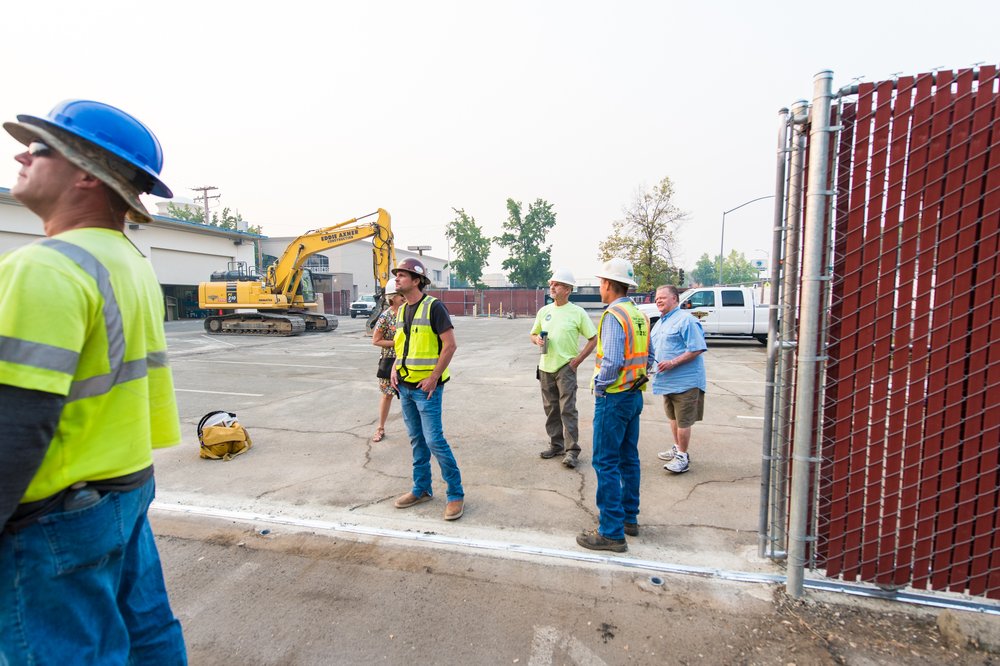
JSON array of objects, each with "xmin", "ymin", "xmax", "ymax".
[{"xmin": 154, "ymin": 316, "xmax": 778, "ymax": 578}]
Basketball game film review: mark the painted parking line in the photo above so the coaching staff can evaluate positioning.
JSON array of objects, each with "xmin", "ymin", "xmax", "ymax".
[
  {"xmin": 176, "ymin": 388, "xmax": 265, "ymax": 397},
  {"xmin": 736, "ymin": 415, "xmax": 765, "ymax": 420}
]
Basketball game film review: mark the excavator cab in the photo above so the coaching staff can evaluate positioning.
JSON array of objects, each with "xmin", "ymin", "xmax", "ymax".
[{"xmin": 210, "ymin": 261, "xmax": 260, "ymax": 282}]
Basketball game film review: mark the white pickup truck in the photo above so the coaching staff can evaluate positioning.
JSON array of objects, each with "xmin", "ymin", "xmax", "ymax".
[{"xmin": 639, "ymin": 286, "xmax": 769, "ymax": 344}]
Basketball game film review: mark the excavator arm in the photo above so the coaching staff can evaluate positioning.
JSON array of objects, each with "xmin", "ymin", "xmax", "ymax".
[{"xmin": 270, "ymin": 208, "xmax": 395, "ymax": 303}]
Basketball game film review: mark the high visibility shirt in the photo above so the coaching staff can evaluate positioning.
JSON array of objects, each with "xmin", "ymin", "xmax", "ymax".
[
  {"xmin": 0, "ymin": 228, "xmax": 181, "ymax": 503},
  {"xmin": 394, "ymin": 295, "xmax": 450, "ymax": 384},
  {"xmin": 593, "ymin": 299, "xmax": 649, "ymax": 393}
]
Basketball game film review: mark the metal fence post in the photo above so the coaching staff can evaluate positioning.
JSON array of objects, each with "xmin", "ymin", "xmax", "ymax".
[
  {"xmin": 787, "ymin": 71, "xmax": 835, "ymax": 598},
  {"xmin": 758, "ymin": 107, "xmax": 790, "ymax": 558},
  {"xmin": 772, "ymin": 99, "xmax": 810, "ymax": 557}
]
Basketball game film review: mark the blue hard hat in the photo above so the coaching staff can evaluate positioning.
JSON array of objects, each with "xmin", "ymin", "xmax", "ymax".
[{"xmin": 15, "ymin": 100, "xmax": 172, "ymax": 198}]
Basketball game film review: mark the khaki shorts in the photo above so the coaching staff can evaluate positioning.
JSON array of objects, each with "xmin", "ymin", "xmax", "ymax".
[{"xmin": 662, "ymin": 388, "xmax": 705, "ymax": 428}]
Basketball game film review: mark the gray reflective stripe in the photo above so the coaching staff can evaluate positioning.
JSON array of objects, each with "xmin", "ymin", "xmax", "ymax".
[
  {"xmin": 38, "ymin": 238, "xmax": 160, "ymax": 403},
  {"xmin": 412, "ymin": 317, "xmax": 432, "ymax": 326},
  {"xmin": 0, "ymin": 335, "xmax": 80, "ymax": 375},
  {"xmin": 148, "ymin": 351, "xmax": 169, "ymax": 367},
  {"xmin": 403, "ymin": 358, "xmax": 437, "ymax": 366}
]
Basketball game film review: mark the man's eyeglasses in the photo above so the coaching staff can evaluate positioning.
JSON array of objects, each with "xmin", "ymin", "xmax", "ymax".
[{"xmin": 27, "ymin": 141, "xmax": 54, "ymax": 158}]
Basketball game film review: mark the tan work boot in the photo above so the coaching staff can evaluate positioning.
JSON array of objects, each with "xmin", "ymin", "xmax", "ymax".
[
  {"xmin": 444, "ymin": 499, "xmax": 464, "ymax": 520},
  {"xmin": 394, "ymin": 492, "xmax": 432, "ymax": 509}
]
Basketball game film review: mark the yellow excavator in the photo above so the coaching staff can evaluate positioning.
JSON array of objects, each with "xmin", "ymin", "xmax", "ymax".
[{"xmin": 198, "ymin": 208, "xmax": 395, "ymax": 336}]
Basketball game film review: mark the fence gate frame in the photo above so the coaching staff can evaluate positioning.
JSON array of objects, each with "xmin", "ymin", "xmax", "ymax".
[{"xmin": 759, "ymin": 66, "xmax": 1000, "ymax": 609}]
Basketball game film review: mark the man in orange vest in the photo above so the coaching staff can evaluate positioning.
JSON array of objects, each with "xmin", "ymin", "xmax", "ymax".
[{"xmin": 577, "ymin": 259, "xmax": 649, "ymax": 553}]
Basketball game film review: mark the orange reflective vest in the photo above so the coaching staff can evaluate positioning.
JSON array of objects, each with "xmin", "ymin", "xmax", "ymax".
[{"xmin": 594, "ymin": 300, "xmax": 649, "ymax": 393}]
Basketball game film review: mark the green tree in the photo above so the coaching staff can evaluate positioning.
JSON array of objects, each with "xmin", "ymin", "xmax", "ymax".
[
  {"xmin": 445, "ymin": 208, "xmax": 492, "ymax": 288},
  {"xmin": 689, "ymin": 251, "xmax": 759, "ymax": 286},
  {"xmin": 597, "ymin": 177, "xmax": 687, "ymax": 292},
  {"xmin": 721, "ymin": 250, "xmax": 758, "ymax": 284},
  {"xmin": 690, "ymin": 253, "xmax": 717, "ymax": 286},
  {"xmin": 164, "ymin": 203, "xmax": 262, "ymax": 234},
  {"xmin": 495, "ymin": 198, "xmax": 556, "ymax": 288}
]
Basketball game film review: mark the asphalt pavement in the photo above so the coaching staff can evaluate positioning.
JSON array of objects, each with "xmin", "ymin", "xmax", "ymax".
[{"xmin": 154, "ymin": 314, "xmax": 776, "ymax": 579}]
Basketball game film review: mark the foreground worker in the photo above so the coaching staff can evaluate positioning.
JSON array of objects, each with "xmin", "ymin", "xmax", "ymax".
[
  {"xmin": 529, "ymin": 268, "xmax": 597, "ymax": 469},
  {"xmin": 390, "ymin": 258, "xmax": 465, "ymax": 520},
  {"xmin": 0, "ymin": 100, "xmax": 187, "ymax": 663},
  {"xmin": 577, "ymin": 258, "xmax": 649, "ymax": 553}
]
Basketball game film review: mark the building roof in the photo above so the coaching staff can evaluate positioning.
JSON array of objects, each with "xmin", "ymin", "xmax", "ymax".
[{"xmin": 0, "ymin": 187, "xmax": 266, "ymax": 241}]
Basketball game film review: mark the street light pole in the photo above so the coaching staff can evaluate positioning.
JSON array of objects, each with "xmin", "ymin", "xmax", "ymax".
[{"xmin": 718, "ymin": 195, "xmax": 776, "ymax": 285}]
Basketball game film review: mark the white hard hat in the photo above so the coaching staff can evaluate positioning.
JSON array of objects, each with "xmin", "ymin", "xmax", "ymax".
[
  {"xmin": 549, "ymin": 268, "xmax": 576, "ymax": 288},
  {"xmin": 595, "ymin": 258, "xmax": 638, "ymax": 288}
]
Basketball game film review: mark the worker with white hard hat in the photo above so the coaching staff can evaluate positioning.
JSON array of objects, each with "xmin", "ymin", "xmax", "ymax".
[
  {"xmin": 577, "ymin": 258, "xmax": 650, "ymax": 553},
  {"xmin": 529, "ymin": 269, "xmax": 598, "ymax": 469}
]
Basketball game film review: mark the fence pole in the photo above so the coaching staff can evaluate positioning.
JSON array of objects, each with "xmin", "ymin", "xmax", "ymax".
[
  {"xmin": 758, "ymin": 106, "xmax": 790, "ymax": 558},
  {"xmin": 773, "ymin": 98, "xmax": 810, "ymax": 557},
  {"xmin": 787, "ymin": 70, "xmax": 835, "ymax": 598}
]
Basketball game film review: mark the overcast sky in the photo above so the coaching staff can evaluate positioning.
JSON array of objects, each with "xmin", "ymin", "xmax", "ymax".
[{"xmin": 2, "ymin": 1, "xmax": 996, "ymax": 284}]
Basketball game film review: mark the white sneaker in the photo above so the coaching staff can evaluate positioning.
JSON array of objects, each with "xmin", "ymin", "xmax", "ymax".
[
  {"xmin": 665, "ymin": 452, "xmax": 689, "ymax": 474},
  {"xmin": 657, "ymin": 445, "xmax": 679, "ymax": 461}
]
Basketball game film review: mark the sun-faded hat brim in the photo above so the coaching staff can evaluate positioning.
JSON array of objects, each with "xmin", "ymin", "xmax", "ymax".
[{"xmin": 4, "ymin": 120, "xmax": 154, "ymax": 224}]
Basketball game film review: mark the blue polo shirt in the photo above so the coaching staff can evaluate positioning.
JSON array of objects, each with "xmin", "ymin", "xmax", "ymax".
[{"xmin": 648, "ymin": 307, "xmax": 707, "ymax": 395}]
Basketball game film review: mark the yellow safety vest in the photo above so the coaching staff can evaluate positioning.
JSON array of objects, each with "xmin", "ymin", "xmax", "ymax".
[
  {"xmin": 394, "ymin": 295, "xmax": 450, "ymax": 384},
  {"xmin": 0, "ymin": 228, "xmax": 181, "ymax": 503},
  {"xmin": 594, "ymin": 300, "xmax": 649, "ymax": 393}
]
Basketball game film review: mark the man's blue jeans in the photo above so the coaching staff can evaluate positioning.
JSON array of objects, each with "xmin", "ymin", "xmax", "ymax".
[
  {"xmin": 592, "ymin": 390, "xmax": 644, "ymax": 540},
  {"xmin": 399, "ymin": 383, "xmax": 464, "ymax": 501},
  {"xmin": 0, "ymin": 476, "xmax": 187, "ymax": 665}
]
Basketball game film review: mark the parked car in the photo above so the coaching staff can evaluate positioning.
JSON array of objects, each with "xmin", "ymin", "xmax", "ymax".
[{"xmin": 349, "ymin": 295, "xmax": 377, "ymax": 319}]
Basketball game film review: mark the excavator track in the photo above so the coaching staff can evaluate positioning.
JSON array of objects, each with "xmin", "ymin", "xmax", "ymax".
[
  {"xmin": 301, "ymin": 313, "xmax": 339, "ymax": 332},
  {"xmin": 203, "ymin": 312, "xmax": 308, "ymax": 336}
]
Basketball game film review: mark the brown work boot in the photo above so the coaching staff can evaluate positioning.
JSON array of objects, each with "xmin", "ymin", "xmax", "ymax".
[
  {"xmin": 576, "ymin": 529, "xmax": 627, "ymax": 552},
  {"xmin": 624, "ymin": 522, "xmax": 639, "ymax": 537},
  {"xmin": 539, "ymin": 445, "xmax": 564, "ymax": 459},
  {"xmin": 444, "ymin": 499, "xmax": 464, "ymax": 520},
  {"xmin": 394, "ymin": 492, "xmax": 432, "ymax": 509}
]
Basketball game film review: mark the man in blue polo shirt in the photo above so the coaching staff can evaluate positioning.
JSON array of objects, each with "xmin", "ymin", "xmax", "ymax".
[{"xmin": 648, "ymin": 284, "xmax": 707, "ymax": 474}]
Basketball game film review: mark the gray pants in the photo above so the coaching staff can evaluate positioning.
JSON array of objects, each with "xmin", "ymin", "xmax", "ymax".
[{"xmin": 539, "ymin": 363, "xmax": 580, "ymax": 453}]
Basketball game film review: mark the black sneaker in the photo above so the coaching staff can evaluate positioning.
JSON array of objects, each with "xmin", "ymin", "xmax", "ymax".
[
  {"xmin": 624, "ymin": 522, "xmax": 639, "ymax": 537},
  {"xmin": 562, "ymin": 452, "xmax": 579, "ymax": 468},
  {"xmin": 539, "ymin": 446, "xmax": 565, "ymax": 459},
  {"xmin": 576, "ymin": 529, "xmax": 627, "ymax": 553}
]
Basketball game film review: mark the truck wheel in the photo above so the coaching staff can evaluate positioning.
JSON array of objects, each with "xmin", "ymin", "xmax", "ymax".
[
  {"xmin": 755, "ymin": 334, "xmax": 768, "ymax": 345},
  {"xmin": 351, "ymin": 313, "xmax": 357, "ymax": 318}
]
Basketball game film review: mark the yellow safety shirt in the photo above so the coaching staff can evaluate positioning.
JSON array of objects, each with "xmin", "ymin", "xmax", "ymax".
[{"xmin": 0, "ymin": 228, "xmax": 181, "ymax": 503}]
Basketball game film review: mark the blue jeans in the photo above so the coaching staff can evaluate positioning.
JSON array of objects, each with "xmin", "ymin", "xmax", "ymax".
[
  {"xmin": 399, "ymin": 383, "xmax": 464, "ymax": 501},
  {"xmin": 0, "ymin": 476, "xmax": 186, "ymax": 665},
  {"xmin": 592, "ymin": 390, "xmax": 644, "ymax": 540}
]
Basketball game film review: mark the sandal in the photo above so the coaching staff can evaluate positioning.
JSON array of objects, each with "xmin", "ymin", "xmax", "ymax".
[{"xmin": 372, "ymin": 427, "xmax": 385, "ymax": 442}]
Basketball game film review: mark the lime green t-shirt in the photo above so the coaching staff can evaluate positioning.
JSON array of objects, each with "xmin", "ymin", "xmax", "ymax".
[{"xmin": 530, "ymin": 302, "xmax": 598, "ymax": 373}]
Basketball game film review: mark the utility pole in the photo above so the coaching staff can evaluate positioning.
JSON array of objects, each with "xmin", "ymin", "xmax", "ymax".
[{"xmin": 191, "ymin": 186, "xmax": 220, "ymax": 225}]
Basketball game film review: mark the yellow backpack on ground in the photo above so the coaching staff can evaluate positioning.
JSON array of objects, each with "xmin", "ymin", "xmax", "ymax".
[{"xmin": 197, "ymin": 411, "xmax": 253, "ymax": 461}]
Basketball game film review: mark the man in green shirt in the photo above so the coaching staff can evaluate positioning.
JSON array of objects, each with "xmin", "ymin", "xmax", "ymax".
[{"xmin": 529, "ymin": 269, "xmax": 598, "ymax": 468}]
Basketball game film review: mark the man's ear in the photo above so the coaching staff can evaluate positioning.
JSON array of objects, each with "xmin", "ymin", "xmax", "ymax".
[{"xmin": 75, "ymin": 172, "xmax": 104, "ymax": 190}]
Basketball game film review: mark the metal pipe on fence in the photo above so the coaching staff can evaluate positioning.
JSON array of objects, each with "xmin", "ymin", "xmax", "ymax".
[
  {"xmin": 787, "ymin": 70, "xmax": 835, "ymax": 598},
  {"xmin": 758, "ymin": 106, "xmax": 790, "ymax": 558},
  {"xmin": 773, "ymin": 98, "xmax": 810, "ymax": 557}
]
